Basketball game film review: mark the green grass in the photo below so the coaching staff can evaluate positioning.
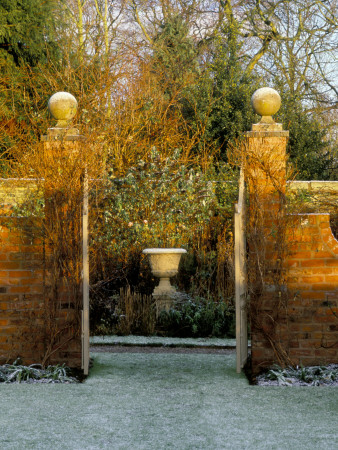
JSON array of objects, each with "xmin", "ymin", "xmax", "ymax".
[{"xmin": 0, "ymin": 352, "xmax": 337, "ymax": 449}]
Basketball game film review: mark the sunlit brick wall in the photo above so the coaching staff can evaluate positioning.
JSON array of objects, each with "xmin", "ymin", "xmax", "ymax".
[{"xmin": 0, "ymin": 183, "xmax": 81, "ymax": 368}]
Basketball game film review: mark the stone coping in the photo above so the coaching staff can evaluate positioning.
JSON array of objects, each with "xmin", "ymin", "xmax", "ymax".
[
  {"xmin": 41, "ymin": 133, "xmax": 86, "ymax": 142},
  {"xmin": 245, "ymin": 130, "xmax": 289, "ymax": 137},
  {"xmin": 288, "ymin": 212, "xmax": 331, "ymax": 216},
  {"xmin": 287, "ymin": 181, "xmax": 338, "ymax": 191}
]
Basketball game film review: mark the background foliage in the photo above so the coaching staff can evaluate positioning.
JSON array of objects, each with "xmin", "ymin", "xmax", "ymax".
[{"xmin": 1, "ymin": 0, "xmax": 337, "ymax": 338}]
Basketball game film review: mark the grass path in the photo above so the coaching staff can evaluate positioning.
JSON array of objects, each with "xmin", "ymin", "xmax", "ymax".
[
  {"xmin": 1, "ymin": 352, "xmax": 337, "ymax": 449},
  {"xmin": 89, "ymin": 335, "xmax": 237, "ymax": 348}
]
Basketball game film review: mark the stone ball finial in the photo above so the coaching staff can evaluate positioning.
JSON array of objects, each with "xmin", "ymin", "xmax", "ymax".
[
  {"xmin": 48, "ymin": 92, "xmax": 78, "ymax": 128},
  {"xmin": 251, "ymin": 87, "xmax": 281, "ymax": 124}
]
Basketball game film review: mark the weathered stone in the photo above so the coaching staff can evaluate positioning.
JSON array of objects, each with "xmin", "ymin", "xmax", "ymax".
[
  {"xmin": 251, "ymin": 87, "xmax": 281, "ymax": 125},
  {"xmin": 143, "ymin": 248, "xmax": 187, "ymax": 315},
  {"xmin": 48, "ymin": 92, "xmax": 77, "ymax": 128}
]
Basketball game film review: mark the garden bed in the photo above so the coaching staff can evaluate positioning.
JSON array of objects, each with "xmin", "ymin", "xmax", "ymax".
[
  {"xmin": 256, "ymin": 364, "xmax": 338, "ymax": 387},
  {"xmin": 0, "ymin": 361, "xmax": 81, "ymax": 384}
]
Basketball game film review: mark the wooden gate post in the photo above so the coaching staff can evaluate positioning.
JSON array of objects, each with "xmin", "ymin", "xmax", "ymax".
[{"xmin": 235, "ymin": 169, "xmax": 248, "ymax": 373}]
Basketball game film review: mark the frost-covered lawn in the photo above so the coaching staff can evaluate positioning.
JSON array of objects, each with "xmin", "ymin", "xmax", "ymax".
[
  {"xmin": 1, "ymin": 352, "xmax": 337, "ymax": 450},
  {"xmin": 90, "ymin": 334, "xmax": 237, "ymax": 347}
]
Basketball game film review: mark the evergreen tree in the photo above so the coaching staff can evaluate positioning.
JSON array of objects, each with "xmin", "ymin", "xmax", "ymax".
[
  {"xmin": 0, "ymin": 0, "xmax": 59, "ymax": 66},
  {"xmin": 204, "ymin": 25, "xmax": 259, "ymax": 160},
  {"xmin": 283, "ymin": 106, "xmax": 334, "ymax": 180},
  {"xmin": 276, "ymin": 85, "xmax": 336, "ymax": 180},
  {"xmin": 148, "ymin": 17, "xmax": 260, "ymax": 162},
  {"xmin": 0, "ymin": 0, "xmax": 62, "ymax": 169},
  {"xmin": 151, "ymin": 15, "xmax": 199, "ymax": 102}
]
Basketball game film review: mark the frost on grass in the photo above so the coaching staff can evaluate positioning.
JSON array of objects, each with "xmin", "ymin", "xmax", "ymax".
[
  {"xmin": 90, "ymin": 334, "xmax": 237, "ymax": 348},
  {"xmin": 256, "ymin": 364, "xmax": 338, "ymax": 386},
  {"xmin": 0, "ymin": 361, "xmax": 78, "ymax": 383}
]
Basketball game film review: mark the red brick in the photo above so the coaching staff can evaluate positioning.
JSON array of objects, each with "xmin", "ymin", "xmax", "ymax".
[
  {"xmin": 307, "ymin": 216, "xmax": 319, "ymax": 225},
  {"xmin": 2, "ymin": 245, "xmax": 21, "ymax": 253},
  {"xmin": 320, "ymin": 225, "xmax": 333, "ymax": 237},
  {"xmin": 300, "ymin": 291, "xmax": 326, "ymax": 300},
  {"xmin": 8, "ymin": 253, "xmax": 23, "ymax": 261},
  {"xmin": 322, "ymin": 234, "xmax": 336, "ymax": 244},
  {"xmin": 0, "ymin": 262, "xmax": 21, "ymax": 270},
  {"xmin": 0, "ymin": 343, "xmax": 12, "ymax": 351},
  {"xmin": 289, "ymin": 298, "xmax": 312, "ymax": 308},
  {"xmin": 313, "ymin": 332, "xmax": 326, "ymax": 340},
  {"xmin": 297, "ymin": 235, "xmax": 314, "ymax": 243},
  {"xmin": 295, "ymin": 243, "xmax": 321, "ymax": 251},
  {"xmin": 314, "ymin": 348, "xmax": 338, "ymax": 358},
  {"xmin": 4, "ymin": 236, "xmax": 23, "ymax": 245},
  {"xmin": 300, "ymin": 259, "xmax": 326, "ymax": 267},
  {"xmin": 314, "ymin": 315, "xmax": 337, "ymax": 323},
  {"xmin": 288, "ymin": 282, "xmax": 311, "ymax": 291},
  {"xmin": 317, "ymin": 214, "xmax": 330, "ymax": 221},
  {"xmin": 300, "ymin": 276, "xmax": 324, "ymax": 283},
  {"xmin": 28, "ymin": 286, "xmax": 44, "ymax": 294},
  {"xmin": 286, "ymin": 259, "xmax": 299, "ymax": 268},
  {"xmin": 289, "ymin": 341, "xmax": 300, "ymax": 348},
  {"xmin": 317, "ymin": 306, "xmax": 338, "ymax": 316},
  {"xmin": 301, "ymin": 268, "xmax": 333, "ymax": 275},
  {"xmin": 289, "ymin": 349, "xmax": 314, "ymax": 357},
  {"xmin": 290, "ymin": 356, "xmax": 317, "ymax": 366},
  {"xmin": 8, "ymin": 270, "xmax": 33, "ymax": 278},
  {"xmin": 298, "ymin": 340, "xmax": 322, "ymax": 349},
  {"xmin": 291, "ymin": 251, "xmax": 312, "ymax": 259},
  {"xmin": 313, "ymin": 251, "xmax": 335, "ymax": 259},
  {"xmin": 7, "ymin": 286, "xmax": 30, "ymax": 294},
  {"xmin": 289, "ymin": 323, "xmax": 316, "ymax": 333},
  {"xmin": 312, "ymin": 283, "xmax": 336, "ymax": 290},
  {"xmin": 0, "ymin": 278, "xmax": 19, "ymax": 286},
  {"xmin": 287, "ymin": 276, "xmax": 299, "ymax": 283},
  {"xmin": 20, "ymin": 278, "xmax": 42, "ymax": 286},
  {"xmin": 324, "ymin": 275, "xmax": 338, "ymax": 284}
]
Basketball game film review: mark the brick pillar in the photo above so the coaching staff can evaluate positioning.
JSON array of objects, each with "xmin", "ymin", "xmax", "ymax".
[
  {"xmin": 40, "ymin": 92, "xmax": 85, "ymax": 369},
  {"xmin": 246, "ymin": 88, "xmax": 289, "ymax": 268},
  {"xmin": 245, "ymin": 88, "xmax": 290, "ymax": 373}
]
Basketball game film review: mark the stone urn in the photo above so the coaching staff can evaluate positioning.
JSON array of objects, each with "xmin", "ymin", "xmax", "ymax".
[{"xmin": 143, "ymin": 248, "xmax": 187, "ymax": 315}]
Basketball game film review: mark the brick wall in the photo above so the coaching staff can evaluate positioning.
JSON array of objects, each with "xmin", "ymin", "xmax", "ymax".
[
  {"xmin": 0, "ymin": 179, "xmax": 41, "ymax": 215},
  {"xmin": 0, "ymin": 183, "xmax": 82, "ymax": 368},
  {"xmin": 246, "ymin": 124, "xmax": 338, "ymax": 374},
  {"xmin": 286, "ymin": 213, "xmax": 338, "ymax": 365},
  {"xmin": 251, "ymin": 212, "xmax": 338, "ymax": 373},
  {"xmin": 0, "ymin": 217, "xmax": 45, "ymax": 364}
]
